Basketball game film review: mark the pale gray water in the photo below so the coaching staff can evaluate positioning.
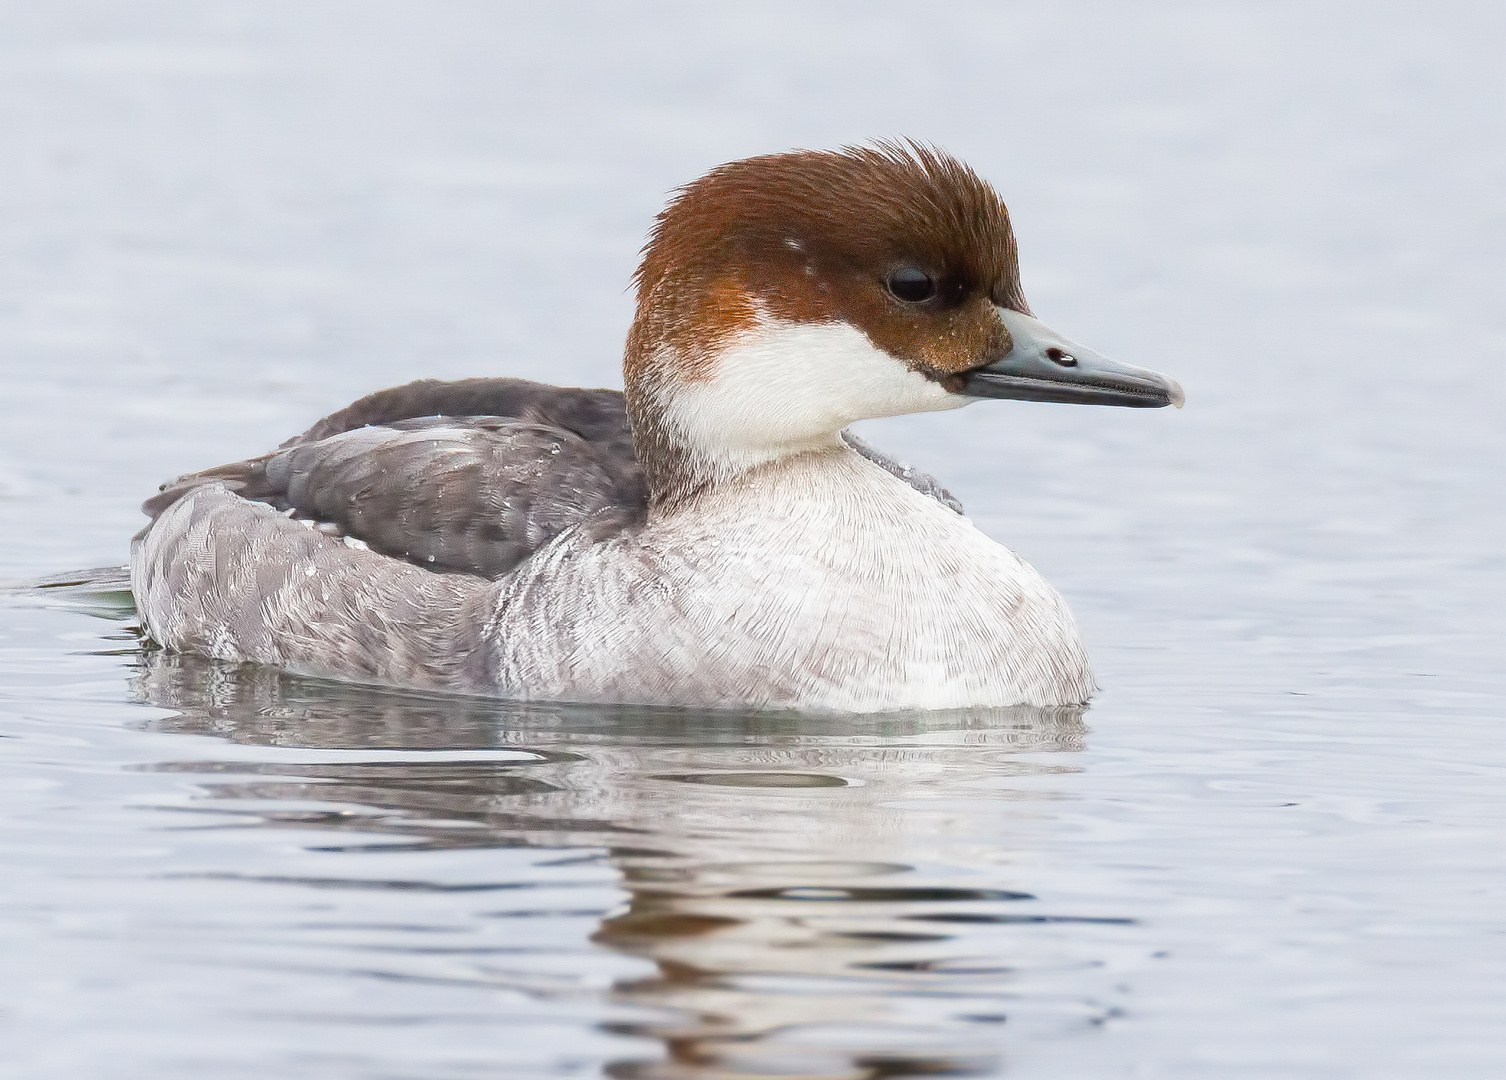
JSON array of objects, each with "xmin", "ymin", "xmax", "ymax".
[{"xmin": 2, "ymin": 2, "xmax": 1504, "ymax": 1077}]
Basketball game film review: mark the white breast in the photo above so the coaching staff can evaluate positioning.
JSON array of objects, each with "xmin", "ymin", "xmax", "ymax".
[{"xmin": 484, "ymin": 448, "xmax": 1093, "ymax": 711}]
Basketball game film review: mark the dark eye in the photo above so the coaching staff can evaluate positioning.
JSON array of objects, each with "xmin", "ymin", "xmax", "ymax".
[{"xmin": 886, "ymin": 266, "xmax": 936, "ymax": 304}]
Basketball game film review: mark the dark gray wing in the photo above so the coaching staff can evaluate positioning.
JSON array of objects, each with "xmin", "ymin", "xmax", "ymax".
[
  {"xmin": 285, "ymin": 377, "xmax": 635, "ymax": 453},
  {"xmin": 143, "ymin": 379, "xmax": 647, "ymax": 580},
  {"xmin": 141, "ymin": 377, "xmax": 959, "ymax": 582},
  {"xmin": 145, "ymin": 417, "xmax": 644, "ymax": 581},
  {"xmin": 265, "ymin": 416, "xmax": 645, "ymax": 577}
]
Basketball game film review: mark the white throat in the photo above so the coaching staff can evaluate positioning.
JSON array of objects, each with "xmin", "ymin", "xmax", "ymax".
[{"xmin": 653, "ymin": 313, "xmax": 968, "ymax": 483}]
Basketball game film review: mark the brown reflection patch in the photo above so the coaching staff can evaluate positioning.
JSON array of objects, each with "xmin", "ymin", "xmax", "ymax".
[{"xmin": 594, "ymin": 910, "xmax": 741, "ymax": 945}]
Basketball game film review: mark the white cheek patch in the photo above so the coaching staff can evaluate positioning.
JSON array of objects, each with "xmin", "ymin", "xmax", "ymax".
[{"xmin": 663, "ymin": 317, "xmax": 968, "ymax": 468}]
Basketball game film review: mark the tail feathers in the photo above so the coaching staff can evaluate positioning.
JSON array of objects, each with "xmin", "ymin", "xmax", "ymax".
[
  {"xmin": 2, "ymin": 565, "xmax": 137, "ymax": 620},
  {"xmin": 140, "ymin": 455, "xmax": 283, "ymax": 528}
]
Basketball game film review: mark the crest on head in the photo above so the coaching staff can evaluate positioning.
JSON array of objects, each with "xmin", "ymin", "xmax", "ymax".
[{"xmin": 629, "ymin": 141, "xmax": 1029, "ymax": 383}]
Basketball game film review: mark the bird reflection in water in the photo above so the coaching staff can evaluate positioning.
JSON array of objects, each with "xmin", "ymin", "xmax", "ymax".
[{"xmin": 131, "ymin": 651, "xmax": 1115, "ymax": 1079}]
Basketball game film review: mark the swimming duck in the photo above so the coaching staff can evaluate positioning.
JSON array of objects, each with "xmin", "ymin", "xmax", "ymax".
[{"xmin": 132, "ymin": 143, "xmax": 1182, "ymax": 712}]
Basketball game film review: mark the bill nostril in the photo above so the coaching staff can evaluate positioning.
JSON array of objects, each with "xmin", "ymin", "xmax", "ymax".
[{"xmin": 1045, "ymin": 347, "xmax": 1078, "ymax": 367}]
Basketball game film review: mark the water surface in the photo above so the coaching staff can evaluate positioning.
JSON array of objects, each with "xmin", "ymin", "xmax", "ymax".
[{"xmin": 3, "ymin": 2, "xmax": 1505, "ymax": 1077}]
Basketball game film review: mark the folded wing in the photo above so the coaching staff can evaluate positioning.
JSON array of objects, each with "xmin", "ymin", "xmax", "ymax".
[{"xmin": 142, "ymin": 379, "xmax": 648, "ymax": 580}]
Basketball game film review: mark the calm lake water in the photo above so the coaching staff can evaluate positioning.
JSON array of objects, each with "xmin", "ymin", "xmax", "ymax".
[{"xmin": 3, "ymin": 3, "xmax": 1504, "ymax": 1077}]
